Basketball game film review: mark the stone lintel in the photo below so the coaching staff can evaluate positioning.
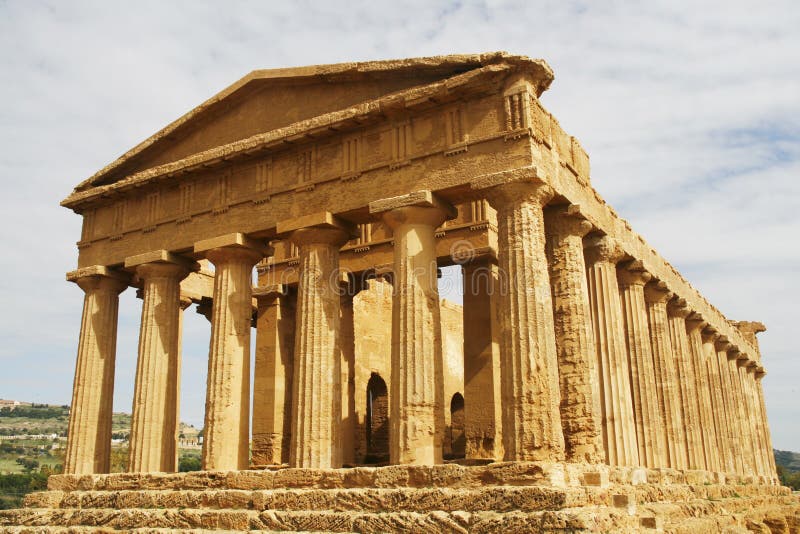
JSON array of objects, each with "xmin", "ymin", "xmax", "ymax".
[
  {"xmin": 276, "ymin": 211, "xmax": 355, "ymax": 237},
  {"xmin": 124, "ymin": 249, "xmax": 200, "ymax": 271},
  {"xmin": 469, "ymin": 165, "xmax": 544, "ymax": 192},
  {"xmin": 368, "ymin": 190, "xmax": 457, "ymax": 219},
  {"xmin": 734, "ymin": 321, "xmax": 767, "ymax": 335},
  {"xmin": 194, "ymin": 232, "xmax": 273, "ymax": 256},
  {"xmin": 252, "ymin": 283, "xmax": 288, "ymax": 301},
  {"xmin": 66, "ymin": 265, "xmax": 130, "ymax": 284}
]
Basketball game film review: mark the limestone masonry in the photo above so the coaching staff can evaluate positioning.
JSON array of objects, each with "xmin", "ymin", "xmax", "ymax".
[{"xmin": 4, "ymin": 52, "xmax": 798, "ymax": 532}]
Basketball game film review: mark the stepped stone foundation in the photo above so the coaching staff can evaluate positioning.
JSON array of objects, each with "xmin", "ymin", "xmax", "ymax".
[{"xmin": 9, "ymin": 52, "xmax": 797, "ymax": 531}]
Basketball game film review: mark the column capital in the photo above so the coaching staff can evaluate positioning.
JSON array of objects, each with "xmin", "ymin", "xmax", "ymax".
[
  {"xmin": 618, "ymin": 261, "xmax": 652, "ymax": 288},
  {"xmin": 701, "ymin": 326, "xmax": 721, "ymax": 343},
  {"xmin": 685, "ymin": 313, "xmax": 708, "ymax": 333},
  {"xmin": 253, "ymin": 283, "xmax": 289, "ymax": 303},
  {"xmin": 715, "ymin": 335, "xmax": 732, "ymax": 352},
  {"xmin": 643, "ymin": 280, "xmax": 672, "ymax": 304},
  {"xmin": 544, "ymin": 204, "xmax": 593, "ymax": 238},
  {"xmin": 278, "ymin": 211, "xmax": 355, "ymax": 246},
  {"xmin": 125, "ymin": 250, "xmax": 199, "ymax": 274},
  {"xmin": 369, "ymin": 190, "xmax": 456, "ymax": 229},
  {"xmin": 584, "ymin": 235, "xmax": 626, "ymax": 265},
  {"xmin": 195, "ymin": 233, "xmax": 273, "ymax": 265},
  {"xmin": 67, "ymin": 265, "xmax": 130, "ymax": 294},
  {"xmin": 469, "ymin": 166, "xmax": 552, "ymax": 207},
  {"xmin": 667, "ymin": 298, "xmax": 691, "ymax": 319}
]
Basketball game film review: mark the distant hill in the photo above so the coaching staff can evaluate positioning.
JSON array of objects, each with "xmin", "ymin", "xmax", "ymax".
[
  {"xmin": 0, "ymin": 403, "xmax": 197, "ymax": 439},
  {"xmin": 774, "ymin": 449, "xmax": 800, "ymax": 474}
]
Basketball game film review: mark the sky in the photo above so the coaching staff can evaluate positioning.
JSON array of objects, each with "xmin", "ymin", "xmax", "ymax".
[{"xmin": 0, "ymin": 1, "xmax": 798, "ymax": 450}]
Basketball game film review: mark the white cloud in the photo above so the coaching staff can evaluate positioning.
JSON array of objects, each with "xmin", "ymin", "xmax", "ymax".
[{"xmin": 1, "ymin": 0, "xmax": 798, "ymax": 449}]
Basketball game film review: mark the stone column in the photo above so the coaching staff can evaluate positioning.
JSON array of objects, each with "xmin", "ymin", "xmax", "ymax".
[
  {"xmin": 644, "ymin": 282, "xmax": 686, "ymax": 469},
  {"xmin": 543, "ymin": 205, "xmax": 603, "ymax": 463},
  {"xmin": 370, "ymin": 191, "xmax": 455, "ymax": 465},
  {"xmin": 618, "ymin": 264, "xmax": 664, "ymax": 468},
  {"xmin": 754, "ymin": 367, "xmax": 778, "ymax": 480},
  {"xmin": 686, "ymin": 317, "xmax": 719, "ymax": 472},
  {"xmin": 743, "ymin": 363, "xmax": 767, "ymax": 477},
  {"xmin": 667, "ymin": 300, "xmax": 704, "ymax": 470},
  {"xmin": 462, "ymin": 260, "xmax": 503, "ymax": 461},
  {"xmin": 252, "ymin": 285, "xmax": 295, "ymax": 466},
  {"xmin": 278, "ymin": 213, "xmax": 352, "ymax": 469},
  {"xmin": 718, "ymin": 342, "xmax": 745, "ymax": 475},
  {"xmin": 469, "ymin": 174, "xmax": 565, "ymax": 462},
  {"xmin": 195, "ymin": 233, "xmax": 269, "ymax": 471},
  {"xmin": 729, "ymin": 351, "xmax": 755, "ymax": 476},
  {"xmin": 125, "ymin": 251, "xmax": 196, "ymax": 473},
  {"xmin": 585, "ymin": 236, "xmax": 638, "ymax": 467},
  {"xmin": 64, "ymin": 266, "xmax": 128, "ymax": 475},
  {"xmin": 703, "ymin": 330, "xmax": 734, "ymax": 474},
  {"xmin": 339, "ymin": 276, "xmax": 361, "ymax": 467}
]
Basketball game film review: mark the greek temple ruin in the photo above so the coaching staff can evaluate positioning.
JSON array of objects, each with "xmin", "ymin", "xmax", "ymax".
[{"xmin": 5, "ymin": 53, "xmax": 798, "ymax": 532}]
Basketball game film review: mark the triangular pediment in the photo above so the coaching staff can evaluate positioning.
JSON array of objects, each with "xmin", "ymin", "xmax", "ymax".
[{"xmin": 71, "ymin": 52, "xmax": 553, "ymax": 195}]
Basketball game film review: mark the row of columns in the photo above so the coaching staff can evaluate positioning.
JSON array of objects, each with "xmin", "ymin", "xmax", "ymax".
[{"xmin": 64, "ymin": 178, "xmax": 777, "ymax": 480}]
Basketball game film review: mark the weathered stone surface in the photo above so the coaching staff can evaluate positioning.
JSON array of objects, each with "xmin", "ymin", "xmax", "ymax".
[{"xmin": 45, "ymin": 53, "xmax": 791, "ymax": 531}]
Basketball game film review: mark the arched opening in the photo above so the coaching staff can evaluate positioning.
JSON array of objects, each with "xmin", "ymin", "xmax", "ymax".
[
  {"xmin": 365, "ymin": 373, "xmax": 389, "ymax": 463},
  {"xmin": 449, "ymin": 392, "xmax": 465, "ymax": 459}
]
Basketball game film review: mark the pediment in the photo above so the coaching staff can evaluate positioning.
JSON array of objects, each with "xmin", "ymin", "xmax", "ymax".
[{"xmin": 71, "ymin": 52, "xmax": 553, "ymax": 194}]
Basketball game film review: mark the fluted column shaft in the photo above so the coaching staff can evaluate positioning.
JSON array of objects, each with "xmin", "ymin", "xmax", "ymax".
[
  {"xmin": 128, "ymin": 262, "xmax": 191, "ymax": 473},
  {"xmin": 201, "ymin": 245, "xmax": 263, "ymax": 471},
  {"xmin": 64, "ymin": 271, "xmax": 127, "ymax": 475},
  {"xmin": 755, "ymin": 370, "xmax": 778, "ymax": 479},
  {"xmin": 667, "ymin": 303, "xmax": 704, "ymax": 469},
  {"xmin": 743, "ymin": 364, "xmax": 767, "ymax": 476},
  {"xmin": 380, "ymin": 203, "xmax": 448, "ymax": 465},
  {"xmin": 644, "ymin": 284, "xmax": 686, "ymax": 469},
  {"xmin": 686, "ymin": 321, "xmax": 718, "ymax": 472},
  {"xmin": 462, "ymin": 260, "xmax": 504, "ymax": 460},
  {"xmin": 252, "ymin": 288, "xmax": 295, "ymax": 466},
  {"xmin": 289, "ymin": 226, "xmax": 350, "ymax": 468},
  {"xmin": 544, "ymin": 207, "xmax": 602, "ymax": 462},
  {"xmin": 618, "ymin": 269, "xmax": 664, "ymax": 468},
  {"xmin": 483, "ymin": 182, "xmax": 565, "ymax": 462},
  {"xmin": 719, "ymin": 347, "xmax": 745, "ymax": 474},
  {"xmin": 703, "ymin": 333, "xmax": 734, "ymax": 473},
  {"xmin": 585, "ymin": 236, "xmax": 638, "ymax": 467},
  {"xmin": 728, "ymin": 354, "xmax": 754, "ymax": 475}
]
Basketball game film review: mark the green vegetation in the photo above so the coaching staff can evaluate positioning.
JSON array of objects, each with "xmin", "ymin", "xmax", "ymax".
[{"xmin": 775, "ymin": 449, "xmax": 800, "ymax": 490}]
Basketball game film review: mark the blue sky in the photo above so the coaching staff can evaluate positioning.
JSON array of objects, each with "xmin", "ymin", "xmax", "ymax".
[{"xmin": 1, "ymin": 1, "xmax": 798, "ymax": 450}]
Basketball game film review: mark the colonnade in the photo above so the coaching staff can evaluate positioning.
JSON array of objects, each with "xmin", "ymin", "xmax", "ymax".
[{"xmin": 63, "ymin": 183, "xmax": 776, "ymax": 482}]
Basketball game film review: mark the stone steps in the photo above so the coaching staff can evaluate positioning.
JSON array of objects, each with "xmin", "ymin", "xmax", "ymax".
[
  {"xmin": 2, "ymin": 464, "xmax": 797, "ymax": 532},
  {"xmin": 0, "ymin": 506, "xmax": 638, "ymax": 533}
]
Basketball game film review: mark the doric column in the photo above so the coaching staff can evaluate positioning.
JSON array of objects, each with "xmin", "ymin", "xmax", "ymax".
[
  {"xmin": 618, "ymin": 264, "xmax": 663, "ymax": 468},
  {"xmin": 64, "ymin": 266, "xmax": 128, "ymax": 475},
  {"xmin": 703, "ymin": 329, "xmax": 734, "ymax": 473},
  {"xmin": 754, "ymin": 367, "xmax": 778, "ymax": 480},
  {"xmin": 277, "ymin": 213, "xmax": 352, "ymax": 469},
  {"xmin": 339, "ymin": 276, "xmax": 362, "ymax": 467},
  {"xmin": 718, "ymin": 341, "xmax": 744, "ymax": 474},
  {"xmin": 686, "ymin": 317, "xmax": 719, "ymax": 472},
  {"xmin": 370, "ymin": 191, "xmax": 455, "ymax": 465},
  {"xmin": 743, "ymin": 363, "xmax": 768, "ymax": 477},
  {"xmin": 728, "ymin": 350, "xmax": 755, "ymax": 475},
  {"xmin": 125, "ymin": 251, "xmax": 196, "ymax": 473},
  {"xmin": 667, "ymin": 300, "xmax": 704, "ymax": 470},
  {"xmin": 195, "ymin": 233, "xmax": 270, "ymax": 471},
  {"xmin": 644, "ymin": 282, "xmax": 686, "ymax": 469},
  {"xmin": 252, "ymin": 284, "xmax": 295, "ymax": 466},
  {"xmin": 585, "ymin": 235, "xmax": 638, "ymax": 467},
  {"xmin": 462, "ymin": 259, "xmax": 503, "ymax": 461},
  {"xmin": 469, "ymin": 174, "xmax": 565, "ymax": 462},
  {"xmin": 543, "ymin": 205, "xmax": 603, "ymax": 463}
]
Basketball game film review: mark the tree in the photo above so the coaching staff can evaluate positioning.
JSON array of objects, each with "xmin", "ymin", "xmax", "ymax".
[{"xmin": 178, "ymin": 455, "xmax": 201, "ymax": 472}]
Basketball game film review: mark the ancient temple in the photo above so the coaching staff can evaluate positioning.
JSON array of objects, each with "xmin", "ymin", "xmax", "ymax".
[{"xmin": 4, "ymin": 53, "xmax": 799, "ymax": 532}]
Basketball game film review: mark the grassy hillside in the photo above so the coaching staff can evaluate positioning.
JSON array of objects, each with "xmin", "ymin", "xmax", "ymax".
[
  {"xmin": 774, "ymin": 449, "xmax": 800, "ymax": 474},
  {"xmin": 0, "ymin": 404, "xmax": 132, "ymax": 437}
]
